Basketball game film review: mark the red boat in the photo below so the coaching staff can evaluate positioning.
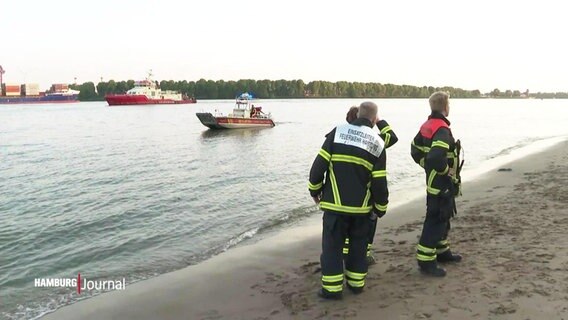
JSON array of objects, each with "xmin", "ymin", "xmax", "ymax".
[
  {"xmin": 106, "ymin": 72, "xmax": 196, "ymax": 106},
  {"xmin": 196, "ymin": 93, "xmax": 275, "ymax": 129}
]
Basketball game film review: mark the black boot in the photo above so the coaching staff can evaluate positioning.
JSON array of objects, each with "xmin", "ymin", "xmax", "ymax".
[
  {"xmin": 346, "ymin": 283, "xmax": 364, "ymax": 295},
  {"xmin": 317, "ymin": 289, "xmax": 343, "ymax": 300},
  {"xmin": 418, "ymin": 261, "xmax": 446, "ymax": 277},
  {"xmin": 437, "ymin": 251, "xmax": 462, "ymax": 263}
]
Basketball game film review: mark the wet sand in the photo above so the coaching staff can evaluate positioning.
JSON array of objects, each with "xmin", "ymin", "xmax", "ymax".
[{"xmin": 43, "ymin": 140, "xmax": 568, "ymax": 320}]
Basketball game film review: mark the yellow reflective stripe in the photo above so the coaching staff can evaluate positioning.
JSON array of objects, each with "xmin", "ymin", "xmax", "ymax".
[
  {"xmin": 374, "ymin": 203, "xmax": 388, "ymax": 211},
  {"xmin": 427, "ymin": 188, "xmax": 440, "ymax": 195},
  {"xmin": 322, "ymin": 284, "xmax": 343, "ymax": 292},
  {"xmin": 384, "ymin": 133, "xmax": 391, "ymax": 147},
  {"xmin": 419, "ymin": 158, "xmax": 425, "ymax": 168},
  {"xmin": 320, "ymin": 202, "xmax": 372, "ymax": 214},
  {"xmin": 344, "ymin": 238, "xmax": 350, "ymax": 244},
  {"xmin": 347, "ymin": 279, "xmax": 365, "ymax": 287},
  {"xmin": 331, "ymin": 154, "xmax": 373, "ymax": 171},
  {"xmin": 417, "ymin": 244, "xmax": 437, "ymax": 254},
  {"xmin": 372, "ymin": 170, "xmax": 387, "ymax": 178},
  {"xmin": 318, "ymin": 149, "xmax": 331, "ymax": 161},
  {"xmin": 380, "ymin": 125, "xmax": 391, "ymax": 134},
  {"xmin": 417, "ymin": 253, "xmax": 437, "ymax": 261},
  {"xmin": 432, "ymin": 140, "xmax": 450, "ymax": 150},
  {"xmin": 367, "ymin": 244, "xmax": 372, "ymax": 250},
  {"xmin": 438, "ymin": 240, "xmax": 449, "ymax": 246},
  {"xmin": 412, "ymin": 141, "xmax": 430, "ymax": 153},
  {"xmin": 329, "ymin": 165, "xmax": 341, "ymax": 205},
  {"xmin": 322, "ymin": 274, "xmax": 343, "ymax": 282},
  {"xmin": 308, "ymin": 181, "xmax": 323, "ymax": 190},
  {"xmin": 427, "ymin": 170, "xmax": 440, "ymax": 195},
  {"xmin": 437, "ymin": 165, "xmax": 449, "ymax": 175},
  {"xmin": 343, "ymin": 248, "xmax": 349, "ymax": 254},
  {"xmin": 447, "ymin": 152, "xmax": 456, "ymax": 159},
  {"xmin": 345, "ymin": 270, "xmax": 367, "ymax": 280},
  {"xmin": 437, "ymin": 247, "xmax": 449, "ymax": 254},
  {"xmin": 363, "ymin": 187, "xmax": 371, "ymax": 207}
]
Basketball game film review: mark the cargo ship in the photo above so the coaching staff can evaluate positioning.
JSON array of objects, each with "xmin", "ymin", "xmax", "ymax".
[
  {"xmin": 196, "ymin": 93, "xmax": 275, "ymax": 129},
  {"xmin": 0, "ymin": 65, "xmax": 79, "ymax": 104},
  {"xmin": 105, "ymin": 72, "xmax": 196, "ymax": 106}
]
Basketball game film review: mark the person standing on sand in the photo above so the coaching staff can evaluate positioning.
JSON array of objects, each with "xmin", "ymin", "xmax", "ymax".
[
  {"xmin": 410, "ymin": 91, "xmax": 462, "ymax": 277},
  {"xmin": 308, "ymin": 102, "xmax": 389, "ymax": 299},
  {"xmin": 343, "ymin": 106, "xmax": 398, "ymax": 265}
]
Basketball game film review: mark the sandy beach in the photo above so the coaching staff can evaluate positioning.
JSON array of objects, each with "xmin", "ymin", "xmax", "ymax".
[{"xmin": 42, "ymin": 140, "xmax": 568, "ymax": 320}]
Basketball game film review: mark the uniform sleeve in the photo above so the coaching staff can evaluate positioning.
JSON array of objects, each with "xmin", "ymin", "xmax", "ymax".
[
  {"xmin": 376, "ymin": 120, "xmax": 398, "ymax": 148},
  {"xmin": 426, "ymin": 127, "xmax": 451, "ymax": 175},
  {"xmin": 308, "ymin": 129, "xmax": 335, "ymax": 197},
  {"xmin": 410, "ymin": 132, "xmax": 426, "ymax": 168},
  {"xmin": 370, "ymin": 149, "xmax": 389, "ymax": 217}
]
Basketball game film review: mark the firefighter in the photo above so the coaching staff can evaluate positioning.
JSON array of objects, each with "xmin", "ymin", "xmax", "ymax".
[
  {"xmin": 411, "ymin": 91, "xmax": 462, "ymax": 277},
  {"xmin": 309, "ymin": 102, "xmax": 389, "ymax": 299},
  {"xmin": 343, "ymin": 106, "xmax": 398, "ymax": 265}
]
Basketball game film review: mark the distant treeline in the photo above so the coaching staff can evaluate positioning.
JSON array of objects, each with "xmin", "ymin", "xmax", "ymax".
[{"xmin": 68, "ymin": 80, "xmax": 568, "ymax": 101}]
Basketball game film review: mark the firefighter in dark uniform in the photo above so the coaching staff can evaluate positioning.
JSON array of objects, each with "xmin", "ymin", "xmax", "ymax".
[
  {"xmin": 309, "ymin": 102, "xmax": 389, "ymax": 299},
  {"xmin": 343, "ymin": 106, "xmax": 398, "ymax": 265},
  {"xmin": 411, "ymin": 91, "xmax": 462, "ymax": 277}
]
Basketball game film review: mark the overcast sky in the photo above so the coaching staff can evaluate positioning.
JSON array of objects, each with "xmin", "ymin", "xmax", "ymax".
[{"xmin": 1, "ymin": 0, "xmax": 566, "ymax": 92}]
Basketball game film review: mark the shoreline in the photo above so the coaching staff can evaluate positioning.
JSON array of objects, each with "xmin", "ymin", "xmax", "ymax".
[
  {"xmin": 2, "ymin": 97, "xmax": 560, "ymax": 105},
  {"xmin": 41, "ymin": 138, "xmax": 568, "ymax": 319}
]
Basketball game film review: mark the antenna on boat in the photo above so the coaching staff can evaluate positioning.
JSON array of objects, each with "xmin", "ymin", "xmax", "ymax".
[
  {"xmin": 0, "ymin": 65, "xmax": 5, "ymax": 87},
  {"xmin": 147, "ymin": 69, "xmax": 153, "ymax": 81}
]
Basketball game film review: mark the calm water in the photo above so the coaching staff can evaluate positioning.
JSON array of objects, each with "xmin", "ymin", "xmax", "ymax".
[{"xmin": 1, "ymin": 99, "xmax": 567, "ymax": 319}]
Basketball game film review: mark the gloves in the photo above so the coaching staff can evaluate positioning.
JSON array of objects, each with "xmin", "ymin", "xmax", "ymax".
[{"xmin": 373, "ymin": 207, "xmax": 386, "ymax": 218}]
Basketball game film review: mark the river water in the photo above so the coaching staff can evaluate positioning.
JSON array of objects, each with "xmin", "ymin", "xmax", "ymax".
[{"xmin": 1, "ymin": 98, "xmax": 567, "ymax": 319}]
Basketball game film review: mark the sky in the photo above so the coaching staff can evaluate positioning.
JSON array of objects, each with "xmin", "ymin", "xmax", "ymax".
[{"xmin": 1, "ymin": 0, "xmax": 567, "ymax": 92}]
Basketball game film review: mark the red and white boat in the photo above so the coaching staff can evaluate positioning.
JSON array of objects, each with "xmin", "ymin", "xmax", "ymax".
[
  {"xmin": 196, "ymin": 93, "xmax": 275, "ymax": 129},
  {"xmin": 105, "ymin": 72, "xmax": 196, "ymax": 106}
]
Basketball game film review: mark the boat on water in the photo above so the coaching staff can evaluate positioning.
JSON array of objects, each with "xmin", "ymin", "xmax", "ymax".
[
  {"xmin": 0, "ymin": 65, "xmax": 79, "ymax": 104},
  {"xmin": 196, "ymin": 93, "xmax": 275, "ymax": 129},
  {"xmin": 105, "ymin": 72, "xmax": 196, "ymax": 106}
]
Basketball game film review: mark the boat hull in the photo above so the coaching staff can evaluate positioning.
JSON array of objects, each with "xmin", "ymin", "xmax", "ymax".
[
  {"xmin": 106, "ymin": 95, "xmax": 196, "ymax": 106},
  {"xmin": 196, "ymin": 112, "xmax": 275, "ymax": 129},
  {"xmin": 0, "ymin": 94, "xmax": 78, "ymax": 104}
]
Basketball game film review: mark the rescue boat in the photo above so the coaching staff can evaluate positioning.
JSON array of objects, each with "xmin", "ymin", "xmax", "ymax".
[{"xmin": 196, "ymin": 93, "xmax": 275, "ymax": 129}]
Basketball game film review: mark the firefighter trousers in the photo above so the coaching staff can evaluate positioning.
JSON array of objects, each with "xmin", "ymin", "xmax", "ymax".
[
  {"xmin": 321, "ymin": 211, "xmax": 369, "ymax": 294},
  {"xmin": 417, "ymin": 194, "xmax": 454, "ymax": 264},
  {"xmin": 343, "ymin": 215, "xmax": 377, "ymax": 257}
]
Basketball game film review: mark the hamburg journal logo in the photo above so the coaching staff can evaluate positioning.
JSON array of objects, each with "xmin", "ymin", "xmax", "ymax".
[{"xmin": 34, "ymin": 273, "xmax": 126, "ymax": 294}]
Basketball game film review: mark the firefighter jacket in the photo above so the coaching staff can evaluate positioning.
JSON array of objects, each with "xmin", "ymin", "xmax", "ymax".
[
  {"xmin": 309, "ymin": 118, "xmax": 389, "ymax": 216},
  {"xmin": 376, "ymin": 119, "xmax": 398, "ymax": 149},
  {"xmin": 410, "ymin": 112, "xmax": 458, "ymax": 196}
]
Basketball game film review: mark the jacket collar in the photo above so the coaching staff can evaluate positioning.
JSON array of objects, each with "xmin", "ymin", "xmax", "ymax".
[
  {"xmin": 429, "ymin": 111, "xmax": 451, "ymax": 126},
  {"xmin": 350, "ymin": 118, "xmax": 374, "ymax": 128}
]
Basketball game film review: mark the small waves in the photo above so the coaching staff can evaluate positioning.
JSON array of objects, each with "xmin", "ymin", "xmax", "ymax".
[{"xmin": 2, "ymin": 100, "xmax": 567, "ymax": 320}]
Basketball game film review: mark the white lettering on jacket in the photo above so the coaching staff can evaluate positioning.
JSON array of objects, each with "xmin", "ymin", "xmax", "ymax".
[{"xmin": 334, "ymin": 124, "xmax": 384, "ymax": 158}]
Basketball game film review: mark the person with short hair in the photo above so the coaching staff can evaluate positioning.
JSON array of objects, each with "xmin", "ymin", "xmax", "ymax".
[
  {"xmin": 309, "ymin": 101, "xmax": 389, "ymax": 299},
  {"xmin": 411, "ymin": 91, "xmax": 462, "ymax": 277}
]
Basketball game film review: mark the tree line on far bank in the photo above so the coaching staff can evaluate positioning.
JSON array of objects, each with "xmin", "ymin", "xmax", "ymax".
[{"xmin": 68, "ymin": 79, "xmax": 567, "ymax": 101}]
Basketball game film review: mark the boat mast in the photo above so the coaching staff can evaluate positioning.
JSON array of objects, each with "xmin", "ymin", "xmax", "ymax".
[{"xmin": 0, "ymin": 65, "xmax": 5, "ymax": 89}]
